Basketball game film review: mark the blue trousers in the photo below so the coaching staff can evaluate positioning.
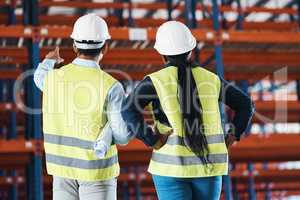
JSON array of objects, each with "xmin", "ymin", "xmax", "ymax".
[{"xmin": 152, "ymin": 175, "xmax": 222, "ymax": 200}]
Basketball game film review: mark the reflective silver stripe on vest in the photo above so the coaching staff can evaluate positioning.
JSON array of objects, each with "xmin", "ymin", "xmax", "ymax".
[
  {"xmin": 152, "ymin": 153, "xmax": 227, "ymax": 166},
  {"xmin": 44, "ymin": 133, "xmax": 93, "ymax": 149},
  {"xmin": 166, "ymin": 134, "xmax": 224, "ymax": 146},
  {"xmin": 46, "ymin": 153, "xmax": 118, "ymax": 169}
]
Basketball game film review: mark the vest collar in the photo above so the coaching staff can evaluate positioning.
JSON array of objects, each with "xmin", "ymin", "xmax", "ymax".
[
  {"xmin": 164, "ymin": 61, "xmax": 200, "ymax": 68},
  {"xmin": 72, "ymin": 58, "xmax": 100, "ymax": 69}
]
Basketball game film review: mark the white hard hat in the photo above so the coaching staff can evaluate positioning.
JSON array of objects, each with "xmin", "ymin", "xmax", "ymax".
[
  {"xmin": 70, "ymin": 13, "xmax": 111, "ymax": 49},
  {"xmin": 154, "ymin": 21, "xmax": 196, "ymax": 56}
]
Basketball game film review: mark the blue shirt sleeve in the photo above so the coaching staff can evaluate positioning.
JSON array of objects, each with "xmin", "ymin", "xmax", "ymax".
[
  {"xmin": 106, "ymin": 82, "xmax": 135, "ymax": 144},
  {"xmin": 33, "ymin": 59, "xmax": 56, "ymax": 91},
  {"xmin": 94, "ymin": 82, "xmax": 135, "ymax": 158}
]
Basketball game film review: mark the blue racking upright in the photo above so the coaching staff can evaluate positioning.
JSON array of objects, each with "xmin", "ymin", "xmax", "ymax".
[
  {"xmin": 22, "ymin": 0, "xmax": 43, "ymax": 199},
  {"xmin": 210, "ymin": 1, "xmax": 233, "ymax": 200},
  {"xmin": 1, "ymin": 1, "xmax": 300, "ymax": 199},
  {"xmin": 3, "ymin": 1, "xmax": 18, "ymax": 200},
  {"xmin": 7, "ymin": 1, "xmax": 17, "ymax": 199}
]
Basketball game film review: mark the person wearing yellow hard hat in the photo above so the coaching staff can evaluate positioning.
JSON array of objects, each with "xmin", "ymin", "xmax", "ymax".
[
  {"xmin": 121, "ymin": 21, "xmax": 255, "ymax": 200},
  {"xmin": 34, "ymin": 13, "xmax": 167, "ymax": 200}
]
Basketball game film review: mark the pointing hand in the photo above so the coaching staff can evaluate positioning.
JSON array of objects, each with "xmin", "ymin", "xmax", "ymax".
[{"xmin": 45, "ymin": 46, "xmax": 64, "ymax": 65}]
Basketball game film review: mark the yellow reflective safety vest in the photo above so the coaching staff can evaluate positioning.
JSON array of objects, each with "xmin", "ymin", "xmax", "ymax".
[
  {"xmin": 42, "ymin": 63, "xmax": 119, "ymax": 181},
  {"xmin": 147, "ymin": 66, "xmax": 228, "ymax": 178}
]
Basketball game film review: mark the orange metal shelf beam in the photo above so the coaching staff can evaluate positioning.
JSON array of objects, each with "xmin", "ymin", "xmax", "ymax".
[
  {"xmin": 199, "ymin": 5, "xmax": 297, "ymax": 15},
  {"xmin": 43, "ymin": 48, "xmax": 300, "ymax": 68},
  {"xmin": 226, "ymin": 30, "xmax": 300, "ymax": 43},
  {"xmin": 3, "ymin": 14, "xmax": 296, "ymax": 31},
  {"xmin": 0, "ymin": 103, "xmax": 18, "ymax": 112},
  {"xmin": 2, "ymin": 14, "xmax": 297, "ymax": 31},
  {"xmin": 105, "ymin": 50, "xmax": 299, "ymax": 66},
  {"xmin": 239, "ymin": 21, "xmax": 298, "ymax": 31},
  {"xmin": 0, "ymin": 139, "xmax": 39, "ymax": 153},
  {"xmin": 231, "ymin": 169, "xmax": 300, "ymax": 183},
  {"xmin": 38, "ymin": 15, "xmax": 121, "ymax": 27},
  {"xmin": 0, "ymin": 14, "xmax": 291, "ymax": 31},
  {"xmin": 37, "ymin": 1, "xmax": 188, "ymax": 11},
  {"xmin": 0, "ymin": 0, "xmax": 7, "ymax": 7},
  {"xmin": 2, "ymin": 25, "xmax": 300, "ymax": 44},
  {"xmin": 253, "ymin": 101, "xmax": 300, "ymax": 123},
  {"xmin": 255, "ymin": 101, "xmax": 300, "ymax": 111},
  {"xmin": 0, "ymin": 70, "xmax": 22, "ymax": 79},
  {"xmin": 0, "ymin": 47, "xmax": 28, "ymax": 64},
  {"xmin": 40, "ymin": 1, "xmax": 133, "ymax": 9},
  {"xmin": 0, "ymin": 176, "xmax": 25, "ymax": 187},
  {"xmin": 40, "ymin": 26, "xmax": 159, "ymax": 40},
  {"xmin": 230, "ymin": 134, "xmax": 300, "ymax": 162},
  {"xmin": 0, "ymin": 25, "xmax": 34, "ymax": 38},
  {"xmin": 39, "ymin": 1, "xmax": 298, "ymax": 15},
  {"xmin": 240, "ymin": 6, "xmax": 297, "ymax": 15},
  {"xmin": 237, "ymin": 182, "xmax": 300, "ymax": 192},
  {"xmin": 36, "ymin": 26, "xmax": 300, "ymax": 44}
]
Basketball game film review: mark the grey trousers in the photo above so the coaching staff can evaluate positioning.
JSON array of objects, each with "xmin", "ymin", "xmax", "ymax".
[{"xmin": 53, "ymin": 176, "xmax": 117, "ymax": 200}]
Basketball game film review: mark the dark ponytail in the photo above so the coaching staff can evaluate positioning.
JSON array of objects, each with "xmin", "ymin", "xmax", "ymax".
[{"xmin": 165, "ymin": 53, "xmax": 210, "ymax": 164}]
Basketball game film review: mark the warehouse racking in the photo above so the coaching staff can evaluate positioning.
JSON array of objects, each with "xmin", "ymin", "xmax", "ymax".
[{"xmin": 0, "ymin": 0, "xmax": 300, "ymax": 199}]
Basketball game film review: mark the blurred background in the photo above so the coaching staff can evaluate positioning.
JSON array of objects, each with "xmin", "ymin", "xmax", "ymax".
[{"xmin": 0, "ymin": 0, "xmax": 300, "ymax": 199}]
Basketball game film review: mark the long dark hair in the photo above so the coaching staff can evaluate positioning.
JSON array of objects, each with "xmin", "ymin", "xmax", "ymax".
[{"xmin": 165, "ymin": 52, "xmax": 210, "ymax": 164}]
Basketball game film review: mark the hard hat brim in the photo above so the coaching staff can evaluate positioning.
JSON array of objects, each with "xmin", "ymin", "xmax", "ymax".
[
  {"xmin": 154, "ymin": 37, "xmax": 197, "ymax": 56},
  {"xmin": 73, "ymin": 40, "xmax": 106, "ymax": 49}
]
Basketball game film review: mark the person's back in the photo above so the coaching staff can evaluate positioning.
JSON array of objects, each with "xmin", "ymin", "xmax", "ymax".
[
  {"xmin": 147, "ymin": 65, "xmax": 228, "ymax": 178},
  {"xmin": 43, "ymin": 63, "xmax": 119, "ymax": 181}
]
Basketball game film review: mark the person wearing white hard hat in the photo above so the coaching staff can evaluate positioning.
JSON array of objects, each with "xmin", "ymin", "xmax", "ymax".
[
  {"xmin": 34, "ymin": 13, "xmax": 169, "ymax": 200},
  {"xmin": 121, "ymin": 21, "xmax": 254, "ymax": 200},
  {"xmin": 33, "ymin": 13, "xmax": 121, "ymax": 200}
]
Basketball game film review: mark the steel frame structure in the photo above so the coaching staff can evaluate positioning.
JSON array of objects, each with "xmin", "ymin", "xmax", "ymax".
[{"xmin": 0, "ymin": 0, "xmax": 300, "ymax": 200}]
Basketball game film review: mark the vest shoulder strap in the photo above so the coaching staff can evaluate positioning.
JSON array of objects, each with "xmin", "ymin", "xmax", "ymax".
[
  {"xmin": 148, "ymin": 66, "xmax": 221, "ymax": 98},
  {"xmin": 47, "ymin": 63, "xmax": 117, "ymax": 84},
  {"xmin": 148, "ymin": 66, "xmax": 220, "ymax": 84}
]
